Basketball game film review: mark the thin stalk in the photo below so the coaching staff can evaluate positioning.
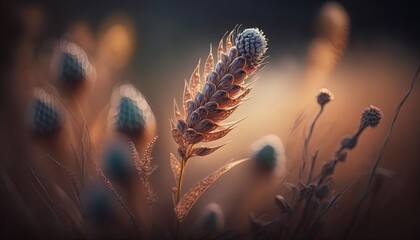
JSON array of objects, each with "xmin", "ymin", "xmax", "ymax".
[
  {"xmin": 306, "ymin": 150, "xmax": 319, "ymax": 185},
  {"xmin": 295, "ymin": 144, "xmax": 345, "ymax": 238},
  {"xmin": 176, "ymin": 158, "xmax": 187, "ymax": 204},
  {"xmin": 344, "ymin": 63, "xmax": 420, "ymax": 239},
  {"xmin": 300, "ymin": 106, "xmax": 324, "ymax": 182}
]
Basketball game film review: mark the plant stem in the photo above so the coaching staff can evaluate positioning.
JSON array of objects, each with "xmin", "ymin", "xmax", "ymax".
[
  {"xmin": 175, "ymin": 154, "xmax": 189, "ymax": 240},
  {"xmin": 176, "ymin": 157, "xmax": 187, "ymax": 204},
  {"xmin": 343, "ymin": 63, "xmax": 420, "ymax": 239},
  {"xmin": 300, "ymin": 106, "xmax": 324, "ymax": 182},
  {"xmin": 306, "ymin": 150, "xmax": 319, "ymax": 185}
]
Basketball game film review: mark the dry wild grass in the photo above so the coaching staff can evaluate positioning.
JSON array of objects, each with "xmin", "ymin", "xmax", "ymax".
[
  {"xmin": 2, "ymin": 12, "xmax": 420, "ymax": 240},
  {"xmin": 170, "ymin": 26, "xmax": 268, "ymax": 224}
]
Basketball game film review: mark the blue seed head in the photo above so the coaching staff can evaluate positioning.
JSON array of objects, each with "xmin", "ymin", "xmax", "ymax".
[
  {"xmin": 103, "ymin": 140, "xmax": 135, "ymax": 184},
  {"xmin": 235, "ymin": 28, "xmax": 267, "ymax": 67},
  {"xmin": 251, "ymin": 135, "xmax": 285, "ymax": 173},
  {"xmin": 30, "ymin": 88, "xmax": 62, "ymax": 136},
  {"xmin": 116, "ymin": 97, "xmax": 145, "ymax": 135}
]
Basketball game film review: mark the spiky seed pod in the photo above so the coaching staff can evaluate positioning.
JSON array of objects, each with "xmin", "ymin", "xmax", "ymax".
[
  {"xmin": 103, "ymin": 139, "xmax": 136, "ymax": 184},
  {"xmin": 109, "ymin": 84, "xmax": 155, "ymax": 138},
  {"xmin": 199, "ymin": 203, "xmax": 225, "ymax": 232},
  {"xmin": 29, "ymin": 88, "xmax": 62, "ymax": 136},
  {"xmin": 172, "ymin": 27, "xmax": 268, "ymax": 159},
  {"xmin": 52, "ymin": 40, "xmax": 95, "ymax": 90},
  {"xmin": 235, "ymin": 28, "xmax": 268, "ymax": 72},
  {"xmin": 317, "ymin": 88, "xmax": 334, "ymax": 107},
  {"xmin": 360, "ymin": 105, "xmax": 383, "ymax": 128}
]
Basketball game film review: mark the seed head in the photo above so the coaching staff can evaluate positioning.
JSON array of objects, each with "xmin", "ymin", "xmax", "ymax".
[
  {"xmin": 199, "ymin": 203, "xmax": 225, "ymax": 232},
  {"xmin": 53, "ymin": 40, "xmax": 95, "ymax": 90},
  {"xmin": 360, "ymin": 105, "xmax": 383, "ymax": 128},
  {"xmin": 317, "ymin": 88, "xmax": 334, "ymax": 107},
  {"xmin": 103, "ymin": 139, "xmax": 135, "ymax": 184},
  {"xmin": 109, "ymin": 84, "xmax": 155, "ymax": 138},
  {"xmin": 30, "ymin": 88, "xmax": 62, "ymax": 136},
  {"xmin": 235, "ymin": 28, "xmax": 267, "ymax": 69},
  {"xmin": 172, "ymin": 27, "xmax": 268, "ymax": 159},
  {"xmin": 251, "ymin": 135, "xmax": 285, "ymax": 174}
]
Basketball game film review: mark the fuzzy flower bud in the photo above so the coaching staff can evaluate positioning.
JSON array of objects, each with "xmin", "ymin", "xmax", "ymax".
[
  {"xmin": 317, "ymin": 88, "xmax": 334, "ymax": 107},
  {"xmin": 52, "ymin": 40, "xmax": 95, "ymax": 90},
  {"xmin": 360, "ymin": 105, "xmax": 383, "ymax": 128},
  {"xmin": 251, "ymin": 135, "xmax": 285, "ymax": 176},
  {"xmin": 109, "ymin": 84, "xmax": 155, "ymax": 138},
  {"xmin": 29, "ymin": 88, "xmax": 62, "ymax": 136},
  {"xmin": 199, "ymin": 203, "xmax": 225, "ymax": 232},
  {"xmin": 103, "ymin": 139, "xmax": 135, "ymax": 184},
  {"xmin": 235, "ymin": 28, "xmax": 267, "ymax": 69}
]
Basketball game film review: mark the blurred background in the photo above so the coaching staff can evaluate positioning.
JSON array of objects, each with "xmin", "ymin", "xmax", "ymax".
[{"xmin": 1, "ymin": 0, "xmax": 419, "ymax": 238}]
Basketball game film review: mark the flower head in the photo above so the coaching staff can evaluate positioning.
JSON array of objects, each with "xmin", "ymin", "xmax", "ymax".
[
  {"xmin": 360, "ymin": 105, "xmax": 383, "ymax": 128},
  {"xmin": 317, "ymin": 88, "xmax": 334, "ymax": 107},
  {"xmin": 30, "ymin": 88, "xmax": 62, "ymax": 136},
  {"xmin": 103, "ymin": 139, "xmax": 135, "ymax": 184},
  {"xmin": 251, "ymin": 135, "xmax": 285, "ymax": 175},
  {"xmin": 199, "ymin": 203, "xmax": 225, "ymax": 232},
  {"xmin": 235, "ymin": 28, "xmax": 267, "ymax": 69},
  {"xmin": 109, "ymin": 84, "xmax": 155, "ymax": 138},
  {"xmin": 53, "ymin": 40, "xmax": 95, "ymax": 90}
]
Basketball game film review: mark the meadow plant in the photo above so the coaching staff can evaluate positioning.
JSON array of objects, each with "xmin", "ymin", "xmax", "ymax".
[{"xmin": 4, "ymin": 21, "xmax": 419, "ymax": 240}]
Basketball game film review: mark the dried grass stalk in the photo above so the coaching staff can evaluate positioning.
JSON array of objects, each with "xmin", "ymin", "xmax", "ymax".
[
  {"xmin": 46, "ymin": 154, "xmax": 81, "ymax": 196},
  {"xmin": 170, "ymin": 27, "xmax": 267, "ymax": 225},
  {"xmin": 174, "ymin": 158, "xmax": 250, "ymax": 222},
  {"xmin": 132, "ymin": 137, "xmax": 158, "ymax": 205},
  {"xmin": 171, "ymin": 27, "xmax": 267, "ymax": 162},
  {"xmin": 170, "ymin": 153, "xmax": 181, "ymax": 185},
  {"xmin": 92, "ymin": 158, "xmax": 139, "ymax": 232}
]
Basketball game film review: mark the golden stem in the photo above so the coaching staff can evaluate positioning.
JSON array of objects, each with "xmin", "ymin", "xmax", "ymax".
[{"xmin": 176, "ymin": 157, "xmax": 186, "ymax": 204}]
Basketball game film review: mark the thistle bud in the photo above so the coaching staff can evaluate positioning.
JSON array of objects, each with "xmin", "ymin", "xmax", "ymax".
[
  {"xmin": 317, "ymin": 88, "xmax": 334, "ymax": 107},
  {"xmin": 29, "ymin": 88, "xmax": 62, "ymax": 136},
  {"xmin": 251, "ymin": 135, "xmax": 285, "ymax": 174},
  {"xmin": 235, "ymin": 28, "xmax": 267, "ymax": 71},
  {"xmin": 360, "ymin": 105, "xmax": 383, "ymax": 129},
  {"xmin": 103, "ymin": 139, "xmax": 136, "ymax": 184}
]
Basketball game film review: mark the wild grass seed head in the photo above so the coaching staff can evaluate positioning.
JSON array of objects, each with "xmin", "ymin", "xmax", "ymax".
[
  {"xmin": 172, "ymin": 27, "xmax": 268, "ymax": 160},
  {"xmin": 30, "ymin": 88, "xmax": 62, "ymax": 136}
]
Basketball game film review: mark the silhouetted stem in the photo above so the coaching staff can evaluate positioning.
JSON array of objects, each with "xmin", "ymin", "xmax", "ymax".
[
  {"xmin": 344, "ymin": 64, "xmax": 420, "ymax": 239},
  {"xmin": 300, "ymin": 106, "xmax": 324, "ymax": 182},
  {"xmin": 306, "ymin": 150, "xmax": 319, "ymax": 184}
]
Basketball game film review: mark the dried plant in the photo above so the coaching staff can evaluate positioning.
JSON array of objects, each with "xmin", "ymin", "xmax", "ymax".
[
  {"xmin": 108, "ymin": 83, "xmax": 156, "ymax": 140},
  {"xmin": 132, "ymin": 137, "xmax": 158, "ymax": 206},
  {"xmin": 251, "ymin": 88, "xmax": 384, "ymax": 239},
  {"xmin": 299, "ymin": 88, "xmax": 333, "ymax": 182},
  {"xmin": 170, "ymin": 27, "xmax": 268, "ymax": 222},
  {"xmin": 5, "ymin": 9, "xmax": 419, "ymax": 239},
  {"xmin": 344, "ymin": 64, "xmax": 420, "ymax": 239},
  {"xmin": 51, "ymin": 39, "xmax": 95, "ymax": 92},
  {"xmin": 29, "ymin": 88, "xmax": 63, "ymax": 137}
]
